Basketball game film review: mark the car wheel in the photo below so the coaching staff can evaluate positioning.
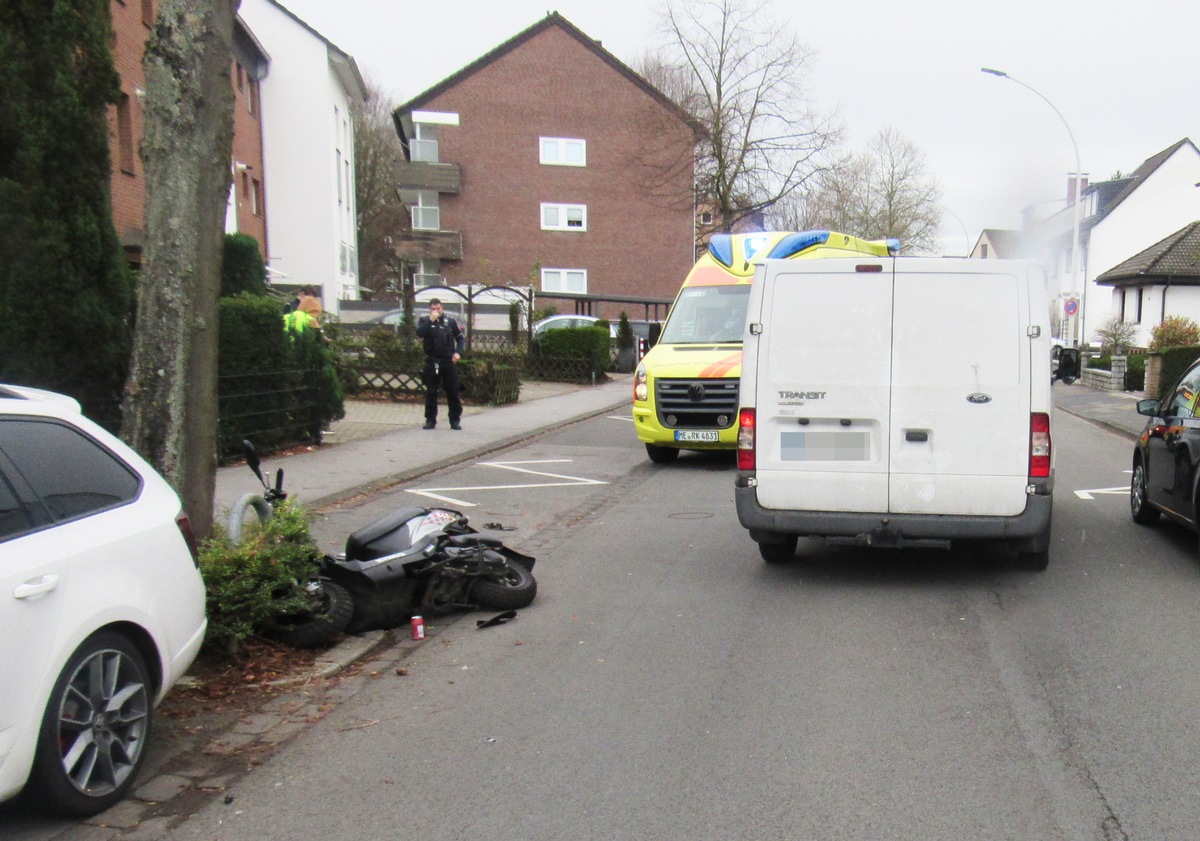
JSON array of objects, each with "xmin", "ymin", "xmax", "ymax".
[
  {"xmin": 1130, "ymin": 459, "xmax": 1160, "ymax": 525},
  {"xmin": 758, "ymin": 536, "xmax": 798, "ymax": 564},
  {"xmin": 645, "ymin": 443, "xmax": 679, "ymax": 464},
  {"xmin": 27, "ymin": 631, "xmax": 153, "ymax": 816}
]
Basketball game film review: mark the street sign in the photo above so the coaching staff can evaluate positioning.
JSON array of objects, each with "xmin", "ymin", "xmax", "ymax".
[{"xmin": 1064, "ymin": 298, "xmax": 1079, "ymax": 316}]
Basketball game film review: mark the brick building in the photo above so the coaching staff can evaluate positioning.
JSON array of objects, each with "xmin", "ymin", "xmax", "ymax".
[
  {"xmin": 392, "ymin": 13, "xmax": 700, "ymax": 315},
  {"xmin": 106, "ymin": 1, "xmax": 268, "ymax": 268}
]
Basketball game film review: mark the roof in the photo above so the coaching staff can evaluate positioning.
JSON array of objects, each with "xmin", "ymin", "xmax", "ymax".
[
  {"xmin": 978, "ymin": 228, "xmax": 1024, "ymax": 258},
  {"xmin": 1094, "ymin": 138, "xmax": 1197, "ymax": 219},
  {"xmin": 1095, "ymin": 221, "xmax": 1200, "ymax": 286},
  {"xmin": 393, "ymin": 12, "xmax": 700, "ymax": 135},
  {"xmin": 265, "ymin": 0, "xmax": 368, "ymax": 102}
]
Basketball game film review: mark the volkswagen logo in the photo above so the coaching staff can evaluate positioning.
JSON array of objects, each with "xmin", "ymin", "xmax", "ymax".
[{"xmin": 687, "ymin": 383, "xmax": 706, "ymax": 402}]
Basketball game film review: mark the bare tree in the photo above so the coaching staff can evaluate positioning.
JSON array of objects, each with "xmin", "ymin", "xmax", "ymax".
[
  {"xmin": 353, "ymin": 79, "xmax": 409, "ymax": 301},
  {"xmin": 122, "ymin": 0, "xmax": 237, "ymax": 538},
  {"xmin": 649, "ymin": 0, "xmax": 839, "ymax": 232},
  {"xmin": 775, "ymin": 127, "xmax": 943, "ymax": 254}
]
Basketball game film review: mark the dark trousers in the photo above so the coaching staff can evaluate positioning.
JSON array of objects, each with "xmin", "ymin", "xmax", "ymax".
[{"xmin": 423, "ymin": 356, "xmax": 461, "ymax": 423}]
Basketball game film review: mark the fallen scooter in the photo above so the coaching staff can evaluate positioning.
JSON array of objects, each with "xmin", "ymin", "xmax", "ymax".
[{"xmin": 322, "ymin": 506, "xmax": 538, "ymax": 634}]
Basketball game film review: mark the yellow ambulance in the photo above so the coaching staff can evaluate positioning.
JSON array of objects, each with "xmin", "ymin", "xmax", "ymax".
[{"xmin": 633, "ymin": 230, "xmax": 898, "ymax": 464}]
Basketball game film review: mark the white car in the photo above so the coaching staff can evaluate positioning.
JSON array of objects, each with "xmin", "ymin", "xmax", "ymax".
[
  {"xmin": 532, "ymin": 314, "xmax": 617, "ymax": 340},
  {"xmin": 0, "ymin": 385, "xmax": 207, "ymax": 816}
]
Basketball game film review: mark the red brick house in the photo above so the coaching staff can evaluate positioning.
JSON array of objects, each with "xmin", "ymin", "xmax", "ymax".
[
  {"xmin": 107, "ymin": 1, "xmax": 268, "ymax": 268},
  {"xmin": 392, "ymin": 13, "xmax": 699, "ymax": 316}
]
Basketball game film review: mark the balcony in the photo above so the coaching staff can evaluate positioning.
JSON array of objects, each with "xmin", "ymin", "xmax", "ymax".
[
  {"xmin": 394, "ymin": 160, "xmax": 460, "ymax": 194},
  {"xmin": 392, "ymin": 230, "xmax": 462, "ymax": 262}
]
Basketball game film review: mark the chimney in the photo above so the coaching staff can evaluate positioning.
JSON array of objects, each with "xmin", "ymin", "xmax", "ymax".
[{"xmin": 1067, "ymin": 173, "xmax": 1089, "ymax": 204}]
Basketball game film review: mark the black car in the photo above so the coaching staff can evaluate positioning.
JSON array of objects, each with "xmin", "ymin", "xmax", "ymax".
[{"xmin": 1131, "ymin": 358, "xmax": 1200, "ymax": 543}]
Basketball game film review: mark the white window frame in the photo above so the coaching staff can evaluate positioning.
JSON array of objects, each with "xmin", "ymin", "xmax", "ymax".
[
  {"xmin": 541, "ymin": 203, "xmax": 587, "ymax": 232},
  {"xmin": 541, "ymin": 268, "xmax": 587, "ymax": 294},
  {"xmin": 540, "ymin": 137, "xmax": 586, "ymax": 167}
]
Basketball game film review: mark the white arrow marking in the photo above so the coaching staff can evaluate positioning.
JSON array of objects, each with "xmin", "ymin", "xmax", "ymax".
[
  {"xmin": 407, "ymin": 459, "xmax": 607, "ymax": 507},
  {"xmin": 1074, "ymin": 486, "xmax": 1128, "ymax": 500}
]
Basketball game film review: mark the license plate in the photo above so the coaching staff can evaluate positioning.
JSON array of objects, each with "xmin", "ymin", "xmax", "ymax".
[
  {"xmin": 780, "ymin": 431, "xmax": 869, "ymax": 461},
  {"xmin": 675, "ymin": 430, "xmax": 719, "ymax": 443}
]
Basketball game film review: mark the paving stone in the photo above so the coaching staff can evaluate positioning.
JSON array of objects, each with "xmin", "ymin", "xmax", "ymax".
[
  {"xmin": 133, "ymin": 773, "xmax": 192, "ymax": 803},
  {"xmin": 232, "ymin": 712, "xmax": 284, "ymax": 735},
  {"xmin": 84, "ymin": 798, "xmax": 144, "ymax": 829},
  {"xmin": 122, "ymin": 816, "xmax": 176, "ymax": 841}
]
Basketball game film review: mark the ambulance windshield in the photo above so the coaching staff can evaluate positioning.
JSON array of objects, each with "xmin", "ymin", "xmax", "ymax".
[{"xmin": 659, "ymin": 285, "xmax": 751, "ymax": 345}]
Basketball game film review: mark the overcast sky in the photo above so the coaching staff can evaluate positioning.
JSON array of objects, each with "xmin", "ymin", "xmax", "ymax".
[{"xmin": 272, "ymin": 0, "xmax": 1199, "ymax": 255}]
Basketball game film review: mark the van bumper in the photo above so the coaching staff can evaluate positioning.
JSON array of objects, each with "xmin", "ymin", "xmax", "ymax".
[{"xmin": 735, "ymin": 486, "xmax": 1052, "ymax": 545}]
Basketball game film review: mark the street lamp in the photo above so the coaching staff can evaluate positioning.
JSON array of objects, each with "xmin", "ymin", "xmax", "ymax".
[{"xmin": 981, "ymin": 67, "xmax": 1084, "ymax": 346}]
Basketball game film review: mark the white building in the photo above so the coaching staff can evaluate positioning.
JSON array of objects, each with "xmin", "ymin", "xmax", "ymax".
[
  {"xmin": 237, "ymin": 0, "xmax": 368, "ymax": 316},
  {"xmin": 1015, "ymin": 139, "xmax": 1200, "ymax": 346}
]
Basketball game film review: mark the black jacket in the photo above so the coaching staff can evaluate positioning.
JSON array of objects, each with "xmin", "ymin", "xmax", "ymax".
[{"xmin": 416, "ymin": 315, "xmax": 464, "ymax": 359}]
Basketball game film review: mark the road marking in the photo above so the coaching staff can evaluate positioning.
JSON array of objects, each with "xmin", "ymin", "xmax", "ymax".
[
  {"xmin": 406, "ymin": 459, "xmax": 607, "ymax": 507},
  {"xmin": 1074, "ymin": 486, "xmax": 1127, "ymax": 500},
  {"xmin": 1074, "ymin": 471, "xmax": 1132, "ymax": 500},
  {"xmin": 608, "ymin": 415, "xmax": 634, "ymax": 423}
]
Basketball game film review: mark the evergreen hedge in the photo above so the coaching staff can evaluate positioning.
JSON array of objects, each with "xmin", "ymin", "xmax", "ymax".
[
  {"xmin": 0, "ymin": 0, "xmax": 132, "ymax": 410},
  {"xmin": 1157, "ymin": 346, "xmax": 1200, "ymax": 401},
  {"xmin": 218, "ymin": 294, "xmax": 343, "ymax": 458}
]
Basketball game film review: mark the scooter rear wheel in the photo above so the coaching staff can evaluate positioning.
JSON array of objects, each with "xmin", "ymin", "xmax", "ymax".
[{"xmin": 471, "ymin": 553, "xmax": 537, "ymax": 610}]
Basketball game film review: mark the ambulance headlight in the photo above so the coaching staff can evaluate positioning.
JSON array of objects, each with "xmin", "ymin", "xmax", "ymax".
[{"xmin": 634, "ymin": 364, "xmax": 648, "ymax": 402}]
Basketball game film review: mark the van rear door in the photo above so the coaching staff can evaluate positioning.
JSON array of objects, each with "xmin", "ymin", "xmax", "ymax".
[
  {"xmin": 751, "ymin": 259, "xmax": 1032, "ymax": 518},
  {"xmin": 752, "ymin": 259, "xmax": 894, "ymax": 513},
  {"xmin": 889, "ymin": 260, "xmax": 1031, "ymax": 516}
]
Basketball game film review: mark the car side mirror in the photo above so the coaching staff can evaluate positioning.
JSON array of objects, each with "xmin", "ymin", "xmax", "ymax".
[
  {"xmin": 1136, "ymin": 398, "xmax": 1161, "ymax": 418},
  {"xmin": 1053, "ymin": 348, "xmax": 1081, "ymax": 385}
]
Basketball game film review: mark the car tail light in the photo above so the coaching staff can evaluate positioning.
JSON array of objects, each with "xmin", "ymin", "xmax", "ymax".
[
  {"xmin": 737, "ymin": 408, "xmax": 756, "ymax": 470},
  {"xmin": 1029, "ymin": 413, "xmax": 1050, "ymax": 478},
  {"xmin": 176, "ymin": 514, "xmax": 200, "ymax": 567}
]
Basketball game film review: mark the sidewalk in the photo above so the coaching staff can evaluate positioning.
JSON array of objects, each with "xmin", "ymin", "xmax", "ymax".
[
  {"xmin": 215, "ymin": 374, "xmax": 633, "ymax": 517},
  {"xmin": 1052, "ymin": 381, "xmax": 1146, "ymax": 439}
]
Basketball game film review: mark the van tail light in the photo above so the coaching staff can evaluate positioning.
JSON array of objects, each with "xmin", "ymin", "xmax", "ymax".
[
  {"xmin": 1029, "ymin": 413, "xmax": 1051, "ymax": 478},
  {"xmin": 176, "ymin": 514, "xmax": 201, "ymax": 567},
  {"xmin": 738, "ymin": 408, "xmax": 756, "ymax": 470}
]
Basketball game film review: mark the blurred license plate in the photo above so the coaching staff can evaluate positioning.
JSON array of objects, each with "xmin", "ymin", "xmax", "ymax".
[
  {"xmin": 781, "ymin": 431, "xmax": 869, "ymax": 461},
  {"xmin": 675, "ymin": 430, "xmax": 719, "ymax": 443}
]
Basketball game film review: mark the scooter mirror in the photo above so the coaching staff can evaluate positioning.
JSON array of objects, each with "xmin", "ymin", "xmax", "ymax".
[{"xmin": 242, "ymin": 439, "xmax": 266, "ymax": 486}]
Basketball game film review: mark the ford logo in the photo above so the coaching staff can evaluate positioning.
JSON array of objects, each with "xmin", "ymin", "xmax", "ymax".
[{"xmin": 966, "ymin": 393, "xmax": 992, "ymax": 404}]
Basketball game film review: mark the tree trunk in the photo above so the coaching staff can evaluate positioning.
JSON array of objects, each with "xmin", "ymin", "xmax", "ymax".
[{"xmin": 122, "ymin": 0, "xmax": 237, "ymax": 539}]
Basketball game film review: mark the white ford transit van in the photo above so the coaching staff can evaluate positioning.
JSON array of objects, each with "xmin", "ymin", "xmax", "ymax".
[{"xmin": 734, "ymin": 257, "xmax": 1057, "ymax": 570}]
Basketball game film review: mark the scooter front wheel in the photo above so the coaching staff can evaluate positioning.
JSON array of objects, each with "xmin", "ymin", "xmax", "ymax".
[
  {"xmin": 261, "ymin": 578, "xmax": 354, "ymax": 648},
  {"xmin": 471, "ymin": 552, "xmax": 537, "ymax": 610}
]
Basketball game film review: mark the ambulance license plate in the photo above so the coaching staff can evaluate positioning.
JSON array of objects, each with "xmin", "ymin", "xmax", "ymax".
[{"xmin": 675, "ymin": 430, "xmax": 719, "ymax": 443}]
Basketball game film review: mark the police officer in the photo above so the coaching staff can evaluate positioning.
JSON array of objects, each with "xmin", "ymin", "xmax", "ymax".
[{"xmin": 415, "ymin": 298, "xmax": 465, "ymax": 429}]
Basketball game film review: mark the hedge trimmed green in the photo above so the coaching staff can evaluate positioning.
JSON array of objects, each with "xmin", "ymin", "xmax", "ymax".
[
  {"xmin": 1157, "ymin": 346, "xmax": 1200, "ymax": 401},
  {"xmin": 218, "ymin": 294, "xmax": 343, "ymax": 457}
]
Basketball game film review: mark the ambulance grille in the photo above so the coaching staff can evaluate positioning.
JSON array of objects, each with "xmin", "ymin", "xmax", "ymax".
[{"xmin": 655, "ymin": 379, "xmax": 739, "ymax": 428}]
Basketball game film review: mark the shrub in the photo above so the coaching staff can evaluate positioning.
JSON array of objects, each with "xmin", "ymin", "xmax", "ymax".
[
  {"xmin": 1157, "ymin": 346, "xmax": 1200, "ymax": 401},
  {"xmin": 199, "ymin": 501, "xmax": 325, "ymax": 653},
  {"xmin": 218, "ymin": 294, "xmax": 344, "ymax": 456},
  {"xmin": 616, "ymin": 312, "xmax": 634, "ymax": 349},
  {"xmin": 1150, "ymin": 316, "xmax": 1200, "ymax": 351},
  {"xmin": 537, "ymin": 325, "xmax": 610, "ymax": 379},
  {"xmin": 221, "ymin": 233, "xmax": 268, "ymax": 297}
]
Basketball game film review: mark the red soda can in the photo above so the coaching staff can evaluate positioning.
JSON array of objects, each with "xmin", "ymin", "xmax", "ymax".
[{"xmin": 411, "ymin": 615, "xmax": 425, "ymax": 640}]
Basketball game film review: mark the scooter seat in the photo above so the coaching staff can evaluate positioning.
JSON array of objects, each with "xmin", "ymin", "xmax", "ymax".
[{"xmin": 345, "ymin": 507, "xmax": 430, "ymax": 560}]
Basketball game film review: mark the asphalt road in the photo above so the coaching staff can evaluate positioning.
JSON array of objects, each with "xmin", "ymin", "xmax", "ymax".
[{"xmin": 10, "ymin": 408, "xmax": 1200, "ymax": 840}]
